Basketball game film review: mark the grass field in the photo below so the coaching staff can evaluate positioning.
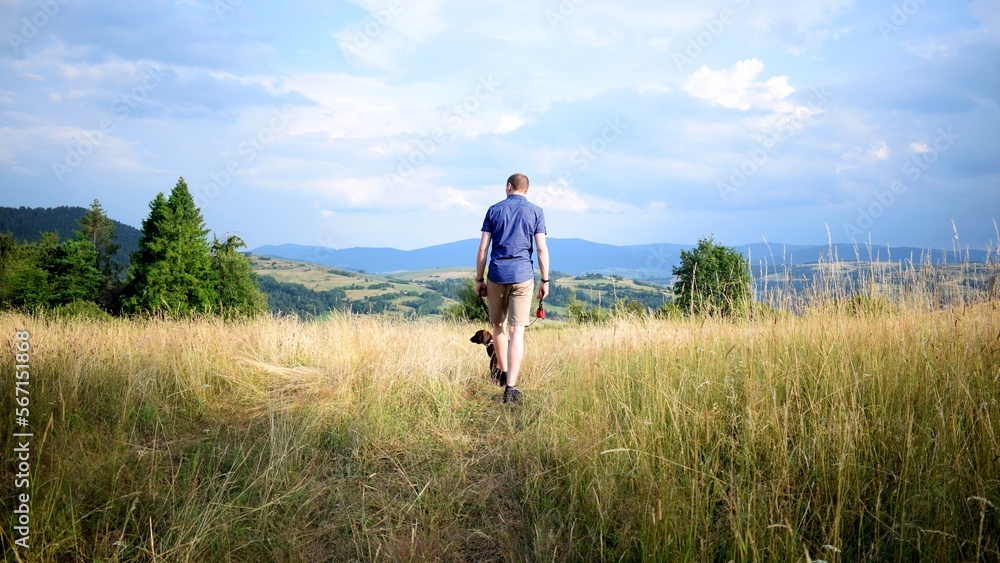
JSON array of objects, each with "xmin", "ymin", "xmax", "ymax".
[
  {"xmin": 250, "ymin": 255, "xmax": 364, "ymax": 291},
  {"xmin": 2, "ymin": 296, "xmax": 998, "ymax": 561},
  {"xmin": 250, "ymin": 256, "xmax": 430, "ymax": 296}
]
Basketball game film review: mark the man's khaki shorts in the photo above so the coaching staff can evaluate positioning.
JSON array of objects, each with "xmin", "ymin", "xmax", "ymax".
[{"xmin": 486, "ymin": 279, "xmax": 535, "ymax": 327}]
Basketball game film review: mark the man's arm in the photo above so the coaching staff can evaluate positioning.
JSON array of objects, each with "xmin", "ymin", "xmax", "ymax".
[
  {"xmin": 475, "ymin": 231, "xmax": 491, "ymax": 297},
  {"xmin": 535, "ymin": 232, "xmax": 550, "ymax": 300}
]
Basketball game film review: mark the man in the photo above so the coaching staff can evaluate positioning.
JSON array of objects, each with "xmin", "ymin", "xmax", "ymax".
[{"xmin": 475, "ymin": 173, "xmax": 550, "ymax": 404}]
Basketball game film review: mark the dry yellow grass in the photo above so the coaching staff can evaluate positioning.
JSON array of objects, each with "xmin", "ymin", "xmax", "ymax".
[{"xmin": 2, "ymin": 302, "xmax": 998, "ymax": 561}]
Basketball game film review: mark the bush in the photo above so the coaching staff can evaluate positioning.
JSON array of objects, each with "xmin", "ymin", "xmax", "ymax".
[
  {"xmin": 672, "ymin": 236, "xmax": 753, "ymax": 317},
  {"xmin": 654, "ymin": 302, "xmax": 684, "ymax": 319},
  {"xmin": 443, "ymin": 279, "xmax": 489, "ymax": 322},
  {"xmin": 843, "ymin": 294, "xmax": 896, "ymax": 316},
  {"xmin": 567, "ymin": 294, "xmax": 608, "ymax": 323},
  {"xmin": 51, "ymin": 300, "xmax": 112, "ymax": 320},
  {"xmin": 612, "ymin": 298, "xmax": 647, "ymax": 319}
]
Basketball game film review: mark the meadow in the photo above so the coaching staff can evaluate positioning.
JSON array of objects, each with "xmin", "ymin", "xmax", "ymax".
[{"xmin": 2, "ymin": 290, "xmax": 998, "ymax": 562}]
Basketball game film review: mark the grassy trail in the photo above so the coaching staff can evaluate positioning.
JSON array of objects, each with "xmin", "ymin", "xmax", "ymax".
[{"xmin": 2, "ymin": 305, "xmax": 999, "ymax": 561}]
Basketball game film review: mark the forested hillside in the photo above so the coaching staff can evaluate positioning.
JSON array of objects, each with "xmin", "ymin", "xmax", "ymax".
[{"xmin": 0, "ymin": 205, "xmax": 141, "ymax": 277}]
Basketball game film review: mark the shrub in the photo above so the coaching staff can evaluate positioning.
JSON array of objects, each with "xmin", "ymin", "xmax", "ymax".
[
  {"xmin": 843, "ymin": 294, "xmax": 896, "ymax": 316},
  {"xmin": 443, "ymin": 278, "xmax": 489, "ymax": 322},
  {"xmin": 51, "ymin": 299, "xmax": 113, "ymax": 320},
  {"xmin": 672, "ymin": 236, "xmax": 753, "ymax": 317}
]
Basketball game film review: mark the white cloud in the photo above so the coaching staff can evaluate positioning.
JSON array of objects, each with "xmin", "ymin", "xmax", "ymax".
[
  {"xmin": 902, "ymin": 0, "xmax": 1000, "ymax": 59},
  {"xmin": 909, "ymin": 141, "xmax": 930, "ymax": 153},
  {"xmin": 532, "ymin": 180, "xmax": 634, "ymax": 214},
  {"xmin": 838, "ymin": 140, "xmax": 891, "ymax": 172},
  {"xmin": 432, "ymin": 187, "xmax": 478, "ymax": 211},
  {"xmin": 493, "ymin": 115, "xmax": 525, "ymax": 134},
  {"xmin": 970, "ymin": 0, "xmax": 1000, "ymax": 34},
  {"xmin": 869, "ymin": 140, "xmax": 890, "ymax": 161},
  {"xmin": 682, "ymin": 59, "xmax": 825, "ymax": 143},
  {"xmin": 682, "ymin": 59, "xmax": 794, "ymax": 111},
  {"xmin": 743, "ymin": 0, "xmax": 858, "ymax": 52},
  {"xmin": 335, "ymin": 0, "xmax": 451, "ymax": 70}
]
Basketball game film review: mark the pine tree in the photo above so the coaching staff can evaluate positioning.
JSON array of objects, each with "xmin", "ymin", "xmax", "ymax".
[
  {"xmin": 46, "ymin": 238, "xmax": 103, "ymax": 305},
  {"xmin": 123, "ymin": 193, "xmax": 168, "ymax": 313},
  {"xmin": 77, "ymin": 199, "xmax": 119, "ymax": 281},
  {"xmin": 124, "ymin": 178, "xmax": 219, "ymax": 315},
  {"xmin": 211, "ymin": 234, "xmax": 267, "ymax": 318}
]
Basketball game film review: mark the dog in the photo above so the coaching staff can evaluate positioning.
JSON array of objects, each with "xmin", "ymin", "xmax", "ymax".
[{"xmin": 470, "ymin": 329, "xmax": 504, "ymax": 385}]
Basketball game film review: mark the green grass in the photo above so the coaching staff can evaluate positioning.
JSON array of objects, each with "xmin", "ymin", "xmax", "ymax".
[
  {"xmin": 250, "ymin": 255, "xmax": 447, "ymax": 314},
  {"xmin": 2, "ymin": 302, "xmax": 998, "ymax": 561}
]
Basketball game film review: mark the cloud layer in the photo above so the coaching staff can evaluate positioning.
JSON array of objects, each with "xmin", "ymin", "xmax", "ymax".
[{"xmin": 0, "ymin": 0, "xmax": 997, "ymax": 250}]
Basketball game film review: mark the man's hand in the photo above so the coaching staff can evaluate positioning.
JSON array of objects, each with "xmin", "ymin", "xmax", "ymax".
[
  {"xmin": 537, "ymin": 281, "xmax": 549, "ymax": 300},
  {"xmin": 476, "ymin": 280, "xmax": 488, "ymax": 297}
]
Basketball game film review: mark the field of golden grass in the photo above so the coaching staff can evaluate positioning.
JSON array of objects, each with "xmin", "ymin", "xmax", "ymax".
[{"xmin": 2, "ymin": 302, "xmax": 999, "ymax": 561}]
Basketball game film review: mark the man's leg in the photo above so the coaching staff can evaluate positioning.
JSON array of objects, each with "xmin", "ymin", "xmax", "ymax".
[
  {"xmin": 506, "ymin": 324, "xmax": 525, "ymax": 387},
  {"xmin": 486, "ymin": 280, "xmax": 510, "ymax": 381},
  {"xmin": 503, "ymin": 279, "xmax": 534, "ymax": 398},
  {"xmin": 492, "ymin": 320, "xmax": 508, "ymax": 374}
]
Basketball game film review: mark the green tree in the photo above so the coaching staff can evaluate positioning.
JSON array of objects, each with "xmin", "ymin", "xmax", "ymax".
[
  {"xmin": 2, "ymin": 234, "xmax": 52, "ymax": 309},
  {"xmin": 77, "ymin": 199, "xmax": 118, "ymax": 281},
  {"xmin": 46, "ymin": 237, "xmax": 103, "ymax": 305},
  {"xmin": 671, "ymin": 236, "xmax": 753, "ymax": 316},
  {"xmin": 211, "ymin": 235, "xmax": 267, "ymax": 318},
  {"xmin": 0, "ymin": 232, "xmax": 18, "ymax": 301},
  {"xmin": 1, "ymin": 231, "xmax": 101, "ymax": 310},
  {"xmin": 444, "ymin": 278, "xmax": 490, "ymax": 322},
  {"xmin": 123, "ymin": 178, "xmax": 219, "ymax": 315},
  {"xmin": 7, "ymin": 265, "xmax": 49, "ymax": 309}
]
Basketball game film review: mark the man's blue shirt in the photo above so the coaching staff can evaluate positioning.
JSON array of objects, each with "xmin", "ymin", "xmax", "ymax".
[{"xmin": 481, "ymin": 194, "xmax": 546, "ymax": 284}]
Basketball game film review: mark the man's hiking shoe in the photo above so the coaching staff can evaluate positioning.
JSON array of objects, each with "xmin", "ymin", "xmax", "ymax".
[
  {"xmin": 503, "ymin": 387, "xmax": 522, "ymax": 404},
  {"xmin": 491, "ymin": 368, "xmax": 507, "ymax": 387}
]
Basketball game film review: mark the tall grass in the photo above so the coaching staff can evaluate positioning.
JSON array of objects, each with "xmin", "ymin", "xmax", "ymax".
[{"xmin": 2, "ymin": 294, "xmax": 999, "ymax": 560}]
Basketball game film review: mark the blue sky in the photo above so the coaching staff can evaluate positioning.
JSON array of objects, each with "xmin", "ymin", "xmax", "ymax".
[{"xmin": 1, "ymin": 0, "xmax": 998, "ymax": 250}]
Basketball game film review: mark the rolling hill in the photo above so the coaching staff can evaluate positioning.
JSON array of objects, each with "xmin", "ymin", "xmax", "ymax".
[{"xmin": 253, "ymin": 239, "xmax": 989, "ymax": 280}]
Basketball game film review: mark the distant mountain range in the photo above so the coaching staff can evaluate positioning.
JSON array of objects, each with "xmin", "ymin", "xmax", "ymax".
[
  {"xmin": 252, "ymin": 239, "xmax": 989, "ymax": 280},
  {"xmin": 2, "ymin": 206, "xmax": 987, "ymax": 280}
]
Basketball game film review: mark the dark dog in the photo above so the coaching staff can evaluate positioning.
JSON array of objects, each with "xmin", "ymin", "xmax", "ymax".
[{"xmin": 470, "ymin": 329, "xmax": 504, "ymax": 385}]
